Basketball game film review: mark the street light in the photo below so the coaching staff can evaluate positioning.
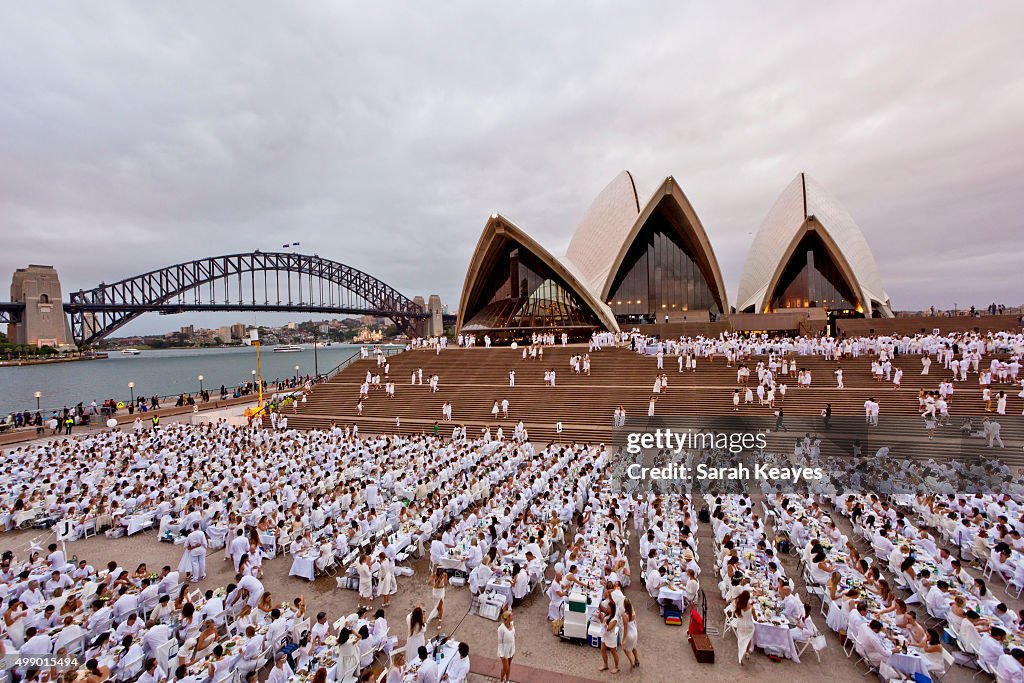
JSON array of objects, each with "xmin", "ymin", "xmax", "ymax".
[
  {"xmin": 295, "ymin": 365, "xmax": 300, "ymax": 383},
  {"xmin": 128, "ymin": 382, "xmax": 135, "ymax": 404},
  {"xmin": 198, "ymin": 375, "xmax": 204, "ymax": 394},
  {"xmin": 34, "ymin": 391, "xmax": 41, "ymax": 412}
]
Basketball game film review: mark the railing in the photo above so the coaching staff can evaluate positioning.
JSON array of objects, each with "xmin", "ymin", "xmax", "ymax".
[{"xmin": 315, "ymin": 345, "xmax": 406, "ymax": 385}]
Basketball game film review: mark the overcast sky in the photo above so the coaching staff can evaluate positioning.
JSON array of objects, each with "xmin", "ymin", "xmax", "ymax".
[{"xmin": 2, "ymin": 1, "xmax": 1021, "ymax": 335}]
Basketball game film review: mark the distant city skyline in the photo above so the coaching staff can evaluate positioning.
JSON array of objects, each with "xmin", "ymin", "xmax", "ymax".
[{"xmin": 2, "ymin": 2, "xmax": 1022, "ymax": 336}]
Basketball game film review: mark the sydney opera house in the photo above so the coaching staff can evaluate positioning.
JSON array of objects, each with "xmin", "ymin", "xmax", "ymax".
[{"xmin": 456, "ymin": 171, "xmax": 893, "ymax": 340}]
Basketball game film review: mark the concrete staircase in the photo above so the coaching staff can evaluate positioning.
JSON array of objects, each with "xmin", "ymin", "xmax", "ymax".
[{"xmin": 289, "ymin": 345, "xmax": 1024, "ymax": 465}]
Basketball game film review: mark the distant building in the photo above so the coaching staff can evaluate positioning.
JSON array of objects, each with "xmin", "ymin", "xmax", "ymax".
[
  {"xmin": 8, "ymin": 265, "xmax": 72, "ymax": 348},
  {"xmin": 180, "ymin": 325, "xmax": 194, "ymax": 337},
  {"xmin": 354, "ymin": 327, "xmax": 384, "ymax": 342},
  {"xmin": 230, "ymin": 323, "xmax": 246, "ymax": 340}
]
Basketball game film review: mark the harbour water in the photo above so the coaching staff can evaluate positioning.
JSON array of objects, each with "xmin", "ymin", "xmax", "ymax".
[{"xmin": 0, "ymin": 344, "xmax": 363, "ymax": 416}]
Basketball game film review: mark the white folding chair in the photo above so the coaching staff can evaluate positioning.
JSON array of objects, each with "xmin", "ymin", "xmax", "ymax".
[
  {"xmin": 117, "ymin": 651, "xmax": 145, "ymax": 681},
  {"xmin": 292, "ymin": 617, "xmax": 310, "ymax": 643},
  {"xmin": 155, "ymin": 638, "xmax": 179, "ymax": 673},
  {"xmin": 214, "ymin": 669, "xmax": 239, "ymax": 683}
]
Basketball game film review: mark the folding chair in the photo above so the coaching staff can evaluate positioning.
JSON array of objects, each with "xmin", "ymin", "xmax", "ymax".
[{"xmin": 117, "ymin": 651, "xmax": 146, "ymax": 681}]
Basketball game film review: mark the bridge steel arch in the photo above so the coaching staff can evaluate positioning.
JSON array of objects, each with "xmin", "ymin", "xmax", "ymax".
[{"xmin": 66, "ymin": 252, "xmax": 425, "ymax": 347}]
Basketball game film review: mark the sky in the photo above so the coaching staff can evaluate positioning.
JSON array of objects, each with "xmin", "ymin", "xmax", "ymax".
[{"xmin": 1, "ymin": 1, "xmax": 1022, "ymax": 335}]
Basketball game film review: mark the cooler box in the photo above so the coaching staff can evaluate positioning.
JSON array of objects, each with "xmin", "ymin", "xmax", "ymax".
[
  {"xmin": 562, "ymin": 609, "xmax": 588, "ymax": 640},
  {"xmin": 479, "ymin": 592, "xmax": 506, "ymax": 621},
  {"xmin": 587, "ymin": 621, "xmax": 603, "ymax": 648}
]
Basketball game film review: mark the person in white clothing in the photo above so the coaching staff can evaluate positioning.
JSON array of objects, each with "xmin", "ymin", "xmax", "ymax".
[
  {"xmin": 997, "ymin": 649, "xmax": 1024, "ymax": 683},
  {"xmin": 440, "ymin": 642, "xmax": 471, "ymax": 683},
  {"xmin": 497, "ymin": 611, "xmax": 515, "ymax": 683},
  {"xmin": 267, "ymin": 652, "xmax": 294, "ymax": 683},
  {"xmin": 185, "ymin": 523, "xmax": 208, "ymax": 582}
]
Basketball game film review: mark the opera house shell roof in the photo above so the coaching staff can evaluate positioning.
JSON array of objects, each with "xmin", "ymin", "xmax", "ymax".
[
  {"xmin": 457, "ymin": 170, "xmax": 892, "ymax": 337},
  {"xmin": 736, "ymin": 173, "xmax": 893, "ymax": 318}
]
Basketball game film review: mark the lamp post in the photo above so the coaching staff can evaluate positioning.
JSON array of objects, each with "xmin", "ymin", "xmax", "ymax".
[
  {"xmin": 295, "ymin": 365, "xmax": 300, "ymax": 384},
  {"xmin": 251, "ymin": 328, "xmax": 264, "ymax": 411},
  {"xmin": 198, "ymin": 375, "xmax": 204, "ymax": 394},
  {"xmin": 128, "ymin": 382, "xmax": 135, "ymax": 404},
  {"xmin": 312, "ymin": 326, "xmax": 320, "ymax": 378},
  {"xmin": 34, "ymin": 391, "xmax": 41, "ymax": 412}
]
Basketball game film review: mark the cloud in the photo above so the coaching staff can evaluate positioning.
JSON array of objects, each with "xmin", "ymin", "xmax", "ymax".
[{"xmin": 1, "ymin": 1, "xmax": 1021, "ymax": 334}]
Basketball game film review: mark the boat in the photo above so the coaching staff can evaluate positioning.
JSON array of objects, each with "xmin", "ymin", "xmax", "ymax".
[
  {"xmin": 273, "ymin": 345, "xmax": 304, "ymax": 353},
  {"xmin": 121, "ymin": 348, "xmax": 142, "ymax": 356}
]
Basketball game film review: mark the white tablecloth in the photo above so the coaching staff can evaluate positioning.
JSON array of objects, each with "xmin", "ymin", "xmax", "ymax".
[
  {"xmin": 657, "ymin": 587, "xmax": 686, "ymax": 609},
  {"xmin": 486, "ymin": 578, "xmax": 513, "ymax": 605},
  {"xmin": 289, "ymin": 553, "xmax": 319, "ymax": 581},
  {"xmin": 127, "ymin": 512, "xmax": 156, "ymax": 535},
  {"xmin": 754, "ymin": 621, "xmax": 800, "ymax": 662},
  {"xmin": 889, "ymin": 651, "xmax": 929, "ymax": 678}
]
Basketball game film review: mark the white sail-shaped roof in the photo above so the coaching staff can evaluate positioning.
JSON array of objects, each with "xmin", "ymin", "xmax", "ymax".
[
  {"xmin": 737, "ymin": 173, "xmax": 892, "ymax": 317},
  {"xmin": 563, "ymin": 171, "xmax": 641, "ymax": 295}
]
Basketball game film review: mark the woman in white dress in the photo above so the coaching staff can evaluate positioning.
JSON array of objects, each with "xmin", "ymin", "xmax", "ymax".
[
  {"xmin": 336, "ymin": 628, "xmax": 361, "ymax": 681},
  {"xmin": 620, "ymin": 599, "xmax": 639, "ymax": 670},
  {"xmin": 3, "ymin": 600, "xmax": 27, "ymax": 648},
  {"xmin": 497, "ymin": 610, "xmax": 516, "ymax": 683},
  {"xmin": 426, "ymin": 567, "xmax": 448, "ymax": 629},
  {"xmin": 377, "ymin": 551, "xmax": 397, "ymax": 607},
  {"xmin": 599, "ymin": 601, "xmax": 620, "ymax": 674},
  {"xmin": 404, "ymin": 605, "xmax": 426, "ymax": 662},
  {"xmin": 733, "ymin": 589, "xmax": 756, "ymax": 664}
]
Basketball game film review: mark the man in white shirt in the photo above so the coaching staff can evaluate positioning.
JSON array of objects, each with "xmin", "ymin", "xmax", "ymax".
[
  {"xmin": 265, "ymin": 609, "xmax": 289, "ymax": 649},
  {"xmin": 780, "ymin": 584, "xmax": 804, "ymax": 624},
  {"xmin": 997, "ymin": 648, "xmax": 1024, "ymax": 683},
  {"xmin": 20, "ymin": 580, "xmax": 45, "ymax": 607},
  {"xmin": 267, "ymin": 653, "xmax": 294, "ymax": 683},
  {"xmin": 47, "ymin": 543, "xmax": 69, "ymax": 572},
  {"xmin": 229, "ymin": 529, "xmax": 250, "ymax": 570},
  {"xmin": 20, "ymin": 627, "xmax": 53, "ymax": 656},
  {"xmin": 142, "ymin": 622, "xmax": 173, "ymax": 655},
  {"xmin": 310, "ymin": 611, "xmax": 331, "ymax": 646},
  {"xmin": 237, "ymin": 626, "xmax": 264, "ymax": 675},
  {"xmin": 925, "ymin": 580, "xmax": 952, "ymax": 619},
  {"xmin": 185, "ymin": 522, "xmax": 208, "ymax": 581},
  {"xmin": 978, "ymin": 627, "xmax": 1008, "ymax": 672},
  {"xmin": 416, "ymin": 646, "xmax": 438, "ymax": 683},
  {"xmin": 112, "ymin": 585, "xmax": 140, "ymax": 621},
  {"xmin": 44, "ymin": 570, "xmax": 72, "ymax": 597},
  {"xmin": 157, "ymin": 566, "xmax": 180, "ymax": 595},
  {"xmin": 87, "ymin": 599, "xmax": 114, "ymax": 634},
  {"xmin": 440, "ymin": 642, "xmax": 471, "ymax": 683},
  {"xmin": 53, "ymin": 615, "xmax": 86, "ymax": 653},
  {"xmin": 858, "ymin": 620, "xmax": 896, "ymax": 668},
  {"xmin": 137, "ymin": 657, "xmax": 164, "ymax": 683}
]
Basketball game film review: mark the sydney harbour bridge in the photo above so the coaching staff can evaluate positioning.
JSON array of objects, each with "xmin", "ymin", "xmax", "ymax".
[{"xmin": 1, "ymin": 251, "xmax": 450, "ymax": 348}]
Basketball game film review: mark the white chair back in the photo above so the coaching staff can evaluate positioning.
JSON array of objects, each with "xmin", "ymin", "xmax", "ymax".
[{"xmin": 155, "ymin": 638, "xmax": 179, "ymax": 673}]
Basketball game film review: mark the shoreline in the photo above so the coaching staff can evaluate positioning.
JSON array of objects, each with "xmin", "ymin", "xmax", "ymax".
[{"xmin": 0, "ymin": 353, "xmax": 107, "ymax": 367}]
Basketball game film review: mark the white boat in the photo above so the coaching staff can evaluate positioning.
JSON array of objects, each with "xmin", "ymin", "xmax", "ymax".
[
  {"xmin": 121, "ymin": 348, "xmax": 142, "ymax": 356},
  {"xmin": 273, "ymin": 345, "xmax": 304, "ymax": 353}
]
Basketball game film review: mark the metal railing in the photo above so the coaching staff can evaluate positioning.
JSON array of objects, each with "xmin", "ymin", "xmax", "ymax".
[{"xmin": 315, "ymin": 345, "xmax": 406, "ymax": 384}]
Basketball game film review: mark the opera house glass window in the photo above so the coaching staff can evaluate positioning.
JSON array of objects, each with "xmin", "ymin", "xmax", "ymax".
[
  {"xmin": 769, "ymin": 232, "xmax": 860, "ymax": 312},
  {"xmin": 463, "ymin": 247, "xmax": 601, "ymax": 332},
  {"xmin": 607, "ymin": 212, "xmax": 721, "ymax": 321}
]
